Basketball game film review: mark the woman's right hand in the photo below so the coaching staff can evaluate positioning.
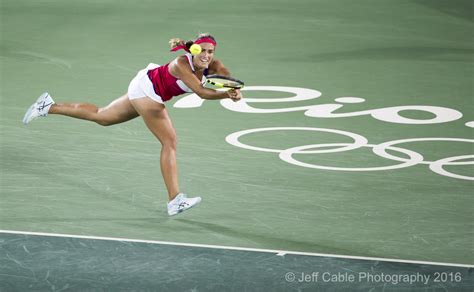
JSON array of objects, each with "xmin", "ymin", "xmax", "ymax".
[{"xmin": 227, "ymin": 89, "xmax": 242, "ymax": 102}]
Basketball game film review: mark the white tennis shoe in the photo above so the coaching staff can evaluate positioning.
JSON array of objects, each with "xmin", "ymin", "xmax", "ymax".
[
  {"xmin": 22, "ymin": 92, "xmax": 55, "ymax": 124},
  {"xmin": 167, "ymin": 193, "xmax": 202, "ymax": 216}
]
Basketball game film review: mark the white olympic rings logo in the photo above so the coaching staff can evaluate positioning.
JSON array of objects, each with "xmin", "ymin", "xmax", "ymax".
[{"xmin": 225, "ymin": 127, "xmax": 474, "ymax": 181}]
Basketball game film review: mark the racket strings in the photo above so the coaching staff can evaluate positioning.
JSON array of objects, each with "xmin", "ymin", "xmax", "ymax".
[
  {"xmin": 205, "ymin": 74, "xmax": 244, "ymax": 89},
  {"xmin": 214, "ymin": 79, "xmax": 240, "ymax": 86}
]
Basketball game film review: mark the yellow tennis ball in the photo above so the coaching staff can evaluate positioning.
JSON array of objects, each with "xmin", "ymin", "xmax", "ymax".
[{"xmin": 190, "ymin": 44, "xmax": 202, "ymax": 55}]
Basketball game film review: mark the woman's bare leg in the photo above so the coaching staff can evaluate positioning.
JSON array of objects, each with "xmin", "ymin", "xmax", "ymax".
[
  {"xmin": 49, "ymin": 94, "xmax": 139, "ymax": 126},
  {"xmin": 129, "ymin": 97, "xmax": 179, "ymax": 201}
]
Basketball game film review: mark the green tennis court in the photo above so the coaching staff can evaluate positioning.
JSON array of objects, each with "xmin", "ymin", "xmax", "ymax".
[{"xmin": 1, "ymin": 0, "xmax": 473, "ymax": 290}]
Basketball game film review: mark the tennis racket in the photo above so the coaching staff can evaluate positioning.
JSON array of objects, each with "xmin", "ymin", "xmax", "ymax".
[{"xmin": 205, "ymin": 74, "xmax": 244, "ymax": 89}]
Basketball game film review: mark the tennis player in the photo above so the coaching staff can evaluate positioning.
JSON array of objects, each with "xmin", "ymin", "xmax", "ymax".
[{"xmin": 22, "ymin": 33, "xmax": 242, "ymax": 216}]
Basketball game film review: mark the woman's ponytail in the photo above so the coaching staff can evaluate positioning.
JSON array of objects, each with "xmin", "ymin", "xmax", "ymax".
[
  {"xmin": 169, "ymin": 38, "xmax": 196, "ymax": 52},
  {"xmin": 169, "ymin": 38, "xmax": 185, "ymax": 50}
]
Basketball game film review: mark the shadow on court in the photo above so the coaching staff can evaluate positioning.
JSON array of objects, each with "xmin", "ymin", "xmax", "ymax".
[{"xmin": 175, "ymin": 218, "xmax": 398, "ymax": 258}]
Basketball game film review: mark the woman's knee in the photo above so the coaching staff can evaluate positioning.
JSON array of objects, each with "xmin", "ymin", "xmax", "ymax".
[
  {"xmin": 94, "ymin": 107, "xmax": 118, "ymax": 126},
  {"xmin": 94, "ymin": 97, "xmax": 137, "ymax": 126},
  {"xmin": 95, "ymin": 119, "xmax": 114, "ymax": 126},
  {"xmin": 94, "ymin": 111, "xmax": 114, "ymax": 126},
  {"xmin": 161, "ymin": 134, "xmax": 178, "ymax": 150}
]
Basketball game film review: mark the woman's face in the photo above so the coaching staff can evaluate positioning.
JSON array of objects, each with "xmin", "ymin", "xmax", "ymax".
[{"xmin": 193, "ymin": 42, "xmax": 215, "ymax": 70}]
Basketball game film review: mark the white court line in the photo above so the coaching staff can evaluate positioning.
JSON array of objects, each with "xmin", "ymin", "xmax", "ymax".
[{"xmin": 0, "ymin": 229, "xmax": 472, "ymax": 268}]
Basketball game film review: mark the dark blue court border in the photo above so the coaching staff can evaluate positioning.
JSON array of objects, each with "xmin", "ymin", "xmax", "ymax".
[{"xmin": 0, "ymin": 232, "xmax": 472, "ymax": 291}]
